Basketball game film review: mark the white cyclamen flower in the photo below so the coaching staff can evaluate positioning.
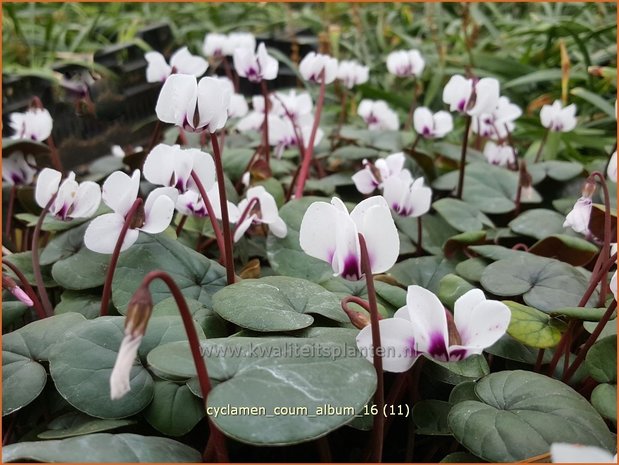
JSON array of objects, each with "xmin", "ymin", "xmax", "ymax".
[
  {"xmin": 143, "ymin": 144, "xmax": 216, "ymax": 194},
  {"xmin": 356, "ymin": 287, "xmax": 510, "ymax": 372},
  {"xmin": 563, "ymin": 196, "xmax": 592, "ymax": 235},
  {"xmin": 155, "ymin": 75, "xmax": 231, "ymax": 133},
  {"xmin": 233, "ymin": 43, "xmax": 278, "ymax": 83},
  {"xmin": 176, "ymin": 182, "xmax": 240, "ymax": 222},
  {"xmin": 84, "ymin": 170, "xmax": 177, "ymax": 253},
  {"xmin": 234, "ymin": 186, "xmax": 287, "ymax": 242},
  {"xmin": 10, "ymin": 108, "xmax": 53, "ymax": 141},
  {"xmin": 35, "ymin": 168, "xmax": 101, "ymax": 221},
  {"xmin": 273, "ymin": 90, "xmax": 313, "ymax": 124},
  {"xmin": 351, "ymin": 152, "xmax": 407, "ymax": 195},
  {"xmin": 268, "ymin": 116, "xmax": 323, "ymax": 158},
  {"xmin": 145, "ymin": 47, "xmax": 208, "ymax": 83},
  {"xmin": 551, "ymin": 443, "xmax": 616, "ymax": 463},
  {"xmin": 471, "ymin": 96, "xmax": 522, "ymax": 139},
  {"xmin": 225, "ymin": 32, "xmax": 256, "ymax": 56},
  {"xmin": 358, "ymin": 100, "xmax": 400, "ymax": 131},
  {"xmin": 382, "ymin": 173, "xmax": 432, "ymax": 218},
  {"xmin": 483, "ymin": 141, "xmax": 515, "ymax": 167},
  {"xmin": 413, "ymin": 107, "xmax": 453, "ymax": 139},
  {"xmin": 299, "ymin": 52, "xmax": 338, "ymax": 84},
  {"xmin": 607, "ymin": 151, "xmax": 617, "ymax": 182},
  {"xmin": 443, "ymin": 75, "xmax": 500, "ymax": 116},
  {"xmin": 337, "ymin": 60, "xmax": 369, "ymax": 89},
  {"xmin": 540, "ymin": 100, "xmax": 577, "ymax": 132},
  {"xmin": 299, "ymin": 196, "xmax": 399, "ymax": 281},
  {"xmin": 386, "ymin": 50, "xmax": 425, "ymax": 77},
  {"xmin": 202, "ymin": 33, "xmax": 228, "ymax": 57},
  {"xmin": 3, "ymin": 152, "xmax": 36, "ymax": 186}
]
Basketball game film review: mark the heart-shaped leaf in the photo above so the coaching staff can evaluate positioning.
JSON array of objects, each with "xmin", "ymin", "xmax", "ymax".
[
  {"xmin": 213, "ymin": 276, "xmax": 347, "ymax": 332},
  {"xmin": 448, "ymin": 370, "xmax": 616, "ymax": 462},
  {"xmin": 390, "ymin": 256, "xmax": 456, "ymax": 295},
  {"xmin": 590, "ymin": 383, "xmax": 617, "ymax": 423},
  {"xmin": 508, "ymin": 209, "xmax": 569, "ymax": 240},
  {"xmin": 433, "ymin": 198, "xmax": 494, "ymax": 232},
  {"xmin": 585, "ymin": 336, "xmax": 617, "ymax": 384},
  {"xmin": 503, "ymin": 301, "xmax": 565, "ymax": 348},
  {"xmin": 2, "ymin": 433, "xmax": 201, "ymax": 462},
  {"xmin": 2, "ymin": 351, "xmax": 46, "ymax": 416}
]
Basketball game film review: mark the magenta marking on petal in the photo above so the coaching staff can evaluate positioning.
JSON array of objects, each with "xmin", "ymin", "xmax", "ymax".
[
  {"xmin": 427, "ymin": 332, "xmax": 449, "ymax": 361},
  {"xmin": 422, "ymin": 126, "xmax": 431, "ymax": 137},
  {"xmin": 457, "ymin": 99, "xmax": 467, "ymax": 112},
  {"xmin": 406, "ymin": 337, "xmax": 420, "ymax": 358},
  {"xmin": 341, "ymin": 254, "xmax": 361, "ymax": 281},
  {"xmin": 449, "ymin": 348, "xmax": 467, "ymax": 361}
]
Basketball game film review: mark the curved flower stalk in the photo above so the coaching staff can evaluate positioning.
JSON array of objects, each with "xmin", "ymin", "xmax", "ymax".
[
  {"xmin": 35, "ymin": 168, "xmax": 101, "ymax": 221},
  {"xmin": 10, "ymin": 107, "xmax": 53, "ymax": 142},
  {"xmin": 233, "ymin": 42, "xmax": 278, "ymax": 83},
  {"xmin": 382, "ymin": 173, "xmax": 432, "ymax": 218},
  {"xmin": 299, "ymin": 52, "xmax": 338, "ymax": 84},
  {"xmin": 352, "ymin": 152, "xmax": 407, "ymax": 195},
  {"xmin": 234, "ymin": 186, "xmax": 287, "ymax": 242},
  {"xmin": 386, "ymin": 49, "xmax": 425, "ymax": 77},
  {"xmin": 299, "ymin": 196, "xmax": 399, "ymax": 281},
  {"xmin": 336, "ymin": 60, "xmax": 369, "ymax": 89},
  {"xmin": 413, "ymin": 107, "xmax": 453, "ymax": 139},
  {"xmin": 145, "ymin": 47, "xmax": 208, "ymax": 83},
  {"xmin": 607, "ymin": 151, "xmax": 617, "ymax": 182},
  {"xmin": 540, "ymin": 100, "xmax": 577, "ymax": 132},
  {"xmin": 84, "ymin": 170, "xmax": 176, "ymax": 253},
  {"xmin": 358, "ymin": 100, "xmax": 400, "ymax": 131},
  {"xmin": 3, "ymin": 152, "xmax": 37, "ymax": 186},
  {"xmin": 483, "ymin": 141, "xmax": 516, "ymax": 167},
  {"xmin": 155, "ymin": 75, "xmax": 231, "ymax": 133},
  {"xmin": 471, "ymin": 96, "xmax": 521, "ymax": 140},
  {"xmin": 551, "ymin": 443, "xmax": 616, "ymax": 463},
  {"xmin": 356, "ymin": 286, "xmax": 511, "ymax": 372}
]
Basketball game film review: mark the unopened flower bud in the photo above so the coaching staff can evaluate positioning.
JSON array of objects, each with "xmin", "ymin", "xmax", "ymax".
[
  {"xmin": 582, "ymin": 178, "xmax": 597, "ymax": 199},
  {"xmin": 343, "ymin": 306, "xmax": 371, "ymax": 329},
  {"xmin": 125, "ymin": 284, "xmax": 153, "ymax": 338},
  {"xmin": 2, "ymin": 275, "xmax": 34, "ymax": 307}
]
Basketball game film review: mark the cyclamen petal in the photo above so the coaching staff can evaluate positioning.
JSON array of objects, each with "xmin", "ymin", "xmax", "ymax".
[
  {"xmin": 550, "ymin": 443, "xmax": 616, "ymax": 463},
  {"xmin": 169, "ymin": 46, "xmax": 208, "ymax": 77},
  {"xmin": 3, "ymin": 152, "xmax": 37, "ymax": 186},
  {"xmin": 386, "ymin": 49, "xmax": 425, "ymax": 77},
  {"xmin": 299, "ymin": 52, "xmax": 338, "ymax": 84},
  {"xmin": 607, "ymin": 151, "xmax": 617, "ymax": 182},
  {"xmin": 336, "ymin": 60, "xmax": 369, "ymax": 89},
  {"xmin": 110, "ymin": 333, "xmax": 143, "ymax": 400},
  {"xmin": 563, "ymin": 197, "xmax": 592, "ymax": 234},
  {"xmin": 102, "ymin": 170, "xmax": 141, "ymax": 218},
  {"xmin": 356, "ymin": 318, "xmax": 420, "ymax": 372},
  {"xmin": 10, "ymin": 108, "xmax": 53, "ymax": 141},
  {"xmin": 35, "ymin": 168, "xmax": 62, "ymax": 208},
  {"xmin": 233, "ymin": 43, "xmax": 278, "ymax": 83},
  {"xmin": 84, "ymin": 213, "xmax": 140, "ymax": 254},
  {"xmin": 540, "ymin": 100, "xmax": 577, "ymax": 132},
  {"xmin": 141, "ymin": 188, "xmax": 177, "ymax": 234}
]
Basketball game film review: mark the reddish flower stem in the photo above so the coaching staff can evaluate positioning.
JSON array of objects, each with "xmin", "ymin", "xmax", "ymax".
[
  {"xmin": 294, "ymin": 70, "xmax": 326, "ymax": 199},
  {"xmin": 589, "ymin": 172, "xmax": 612, "ymax": 306},
  {"xmin": 189, "ymin": 171, "xmax": 226, "ymax": 263},
  {"xmin": 140, "ymin": 270, "xmax": 229, "ymax": 462},
  {"xmin": 5, "ymin": 185, "xmax": 17, "ymax": 240},
  {"xmin": 563, "ymin": 300, "xmax": 617, "ymax": 383},
  {"xmin": 2, "ymin": 260, "xmax": 46, "ymax": 320},
  {"xmin": 210, "ymin": 133, "xmax": 236, "ymax": 285},
  {"xmin": 175, "ymin": 215, "xmax": 188, "ymax": 237},
  {"xmin": 456, "ymin": 115, "xmax": 472, "ymax": 199},
  {"xmin": 31, "ymin": 196, "xmax": 56, "ymax": 317},
  {"xmin": 261, "ymin": 80, "xmax": 271, "ymax": 163},
  {"xmin": 222, "ymin": 58, "xmax": 239, "ymax": 93},
  {"xmin": 100, "ymin": 198, "xmax": 143, "ymax": 317},
  {"xmin": 358, "ymin": 233, "xmax": 385, "ymax": 462},
  {"xmin": 416, "ymin": 217, "xmax": 423, "ymax": 256},
  {"xmin": 341, "ymin": 295, "xmax": 372, "ymax": 313},
  {"xmin": 232, "ymin": 197, "xmax": 259, "ymax": 239}
]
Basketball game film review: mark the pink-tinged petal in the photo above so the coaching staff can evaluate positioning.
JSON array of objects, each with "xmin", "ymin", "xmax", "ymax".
[
  {"xmin": 233, "ymin": 48, "xmax": 254, "ymax": 78},
  {"xmin": 173, "ymin": 148, "xmax": 200, "ymax": 192},
  {"xmin": 170, "ymin": 46, "xmax": 208, "ymax": 77},
  {"xmin": 405, "ymin": 285, "xmax": 449, "ymax": 360},
  {"xmin": 35, "ymin": 168, "xmax": 61, "ymax": 208},
  {"xmin": 84, "ymin": 213, "xmax": 139, "ymax": 254},
  {"xmin": 143, "ymin": 143, "xmax": 177, "ymax": 187},
  {"xmin": 357, "ymin": 99, "xmax": 373, "ymax": 120},
  {"xmin": 145, "ymin": 51, "xmax": 171, "ymax": 83},
  {"xmin": 356, "ymin": 318, "xmax": 420, "ymax": 373},
  {"xmin": 454, "ymin": 295, "xmax": 510, "ymax": 349},
  {"xmin": 141, "ymin": 187, "xmax": 177, "ymax": 234},
  {"xmin": 155, "ymin": 74, "xmax": 198, "ymax": 127},
  {"xmin": 550, "ymin": 443, "xmax": 615, "ymax": 463},
  {"xmin": 70, "ymin": 181, "xmax": 101, "ymax": 218},
  {"xmin": 103, "ymin": 170, "xmax": 140, "ymax": 217},
  {"xmin": 350, "ymin": 196, "xmax": 399, "ymax": 273},
  {"xmin": 413, "ymin": 107, "xmax": 434, "ymax": 136},
  {"xmin": 299, "ymin": 201, "xmax": 340, "ymax": 264},
  {"xmin": 11, "ymin": 286, "xmax": 33, "ymax": 307},
  {"xmin": 352, "ymin": 168, "xmax": 378, "ymax": 195},
  {"xmin": 110, "ymin": 333, "xmax": 142, "ymax": 400},
  {"xmin": 233, "ymin": 214, "xmax": 256, "ymax": 242},
  {"xmin": 382, "ymin": 175, "xmax": 409, "ymax": 216},
  {"xmin": 443, "ymin": 75, "xmax": 472, "ymax": 112}
]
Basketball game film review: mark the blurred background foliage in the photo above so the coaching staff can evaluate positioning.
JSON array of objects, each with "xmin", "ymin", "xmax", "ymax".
[{"xmin": 2, "ymin": 2, "xmax": 617, "ymax": 162}]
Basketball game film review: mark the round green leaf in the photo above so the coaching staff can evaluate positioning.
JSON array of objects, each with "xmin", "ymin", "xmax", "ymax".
[
  {"xmin": 390, "ymin": 256, "xmax": 456, "ymax": 295},
  {"xmin": 396, "ymin": 214, "xmax": 459, "ymax": 256},
  {"xmin": 481, "ymin": 255, "xmax": 593, "ymax": 311},
  {"xmin": 38, "ymin": 412, "xmax": 136, "ymax": 439},
  {"xmin": 455, "ymin": 258, "xmax": 487, "ymax": 282},
  {"xmin": 144, "ymin": 381, "xmax": 205, "ymax": 437},
  {"xmin": 55, "ymin": 291, "xmax": 102, "ymax": 319},
  {"xmin": 585, "ymin": 336, "xmax": 617, "ymax": 383},
  {"xmin": 2, "ymin": 300, "xmax": 29, "ymax": 328},
  {"xmin": 51, "ymin": 243, "xmax": 110, "ymax": 290},
  {"xmin": 591, "ymin": 383, "xmax": 617, "ymax": 422},
  {"xmin": 213, "ymin": 276, "xmax": 347, "ymax": 332},
  {"xmin": 508, "ymin": 209, "xmax": 568, "ymax": 240},
  {"xmin": 266, "ymin": 197, "xmax": 334, "ymax": 282},
  {"xmin": 438, "ymin": 274, "xmax": 475, "ymax": 310},
  {"xmin": 2, "ymin": 351, "xmax": 47, "ymax": 416},
  {"xmin": 112, "ymin": 233, "xmax": 227, "ymax": 313},
  {"xmin": 433, "ymin": 198, "xmax": 494, "ymax": 232},
  {"xmin": 528, "ymin": 160, "xmax": 583, "ymax": 183},
  {"xmin": 504, "ymin": 301, "xmax": 565, "ymax": 349},
  {"xmin": 49, "ymin": 317, "xmax": 154, "ymax": 419},
  {"xmin": 153, "ymin": 297, "xmax": 227, "ymax": 338},
  {"xmin": 148, "ymin": 338, "xmax": 376, "ymax": 445},
  {"xmin": 449, "ymin": 381, "xmax": 478, "ymax": 404},
  {"xmin": 4, "ymin": 251, "xmax": 55, "ymax": 288},
  {"xmin": 424, "ymin": 355, "xmax": 489, "ymax": 385},
  {"xmin": 448, "ymin": 370, "xmax": 616, "ymax": 462},
  {"xmin": 2, "ymin": 433, "xmax": 201, "ymax": 462}
]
